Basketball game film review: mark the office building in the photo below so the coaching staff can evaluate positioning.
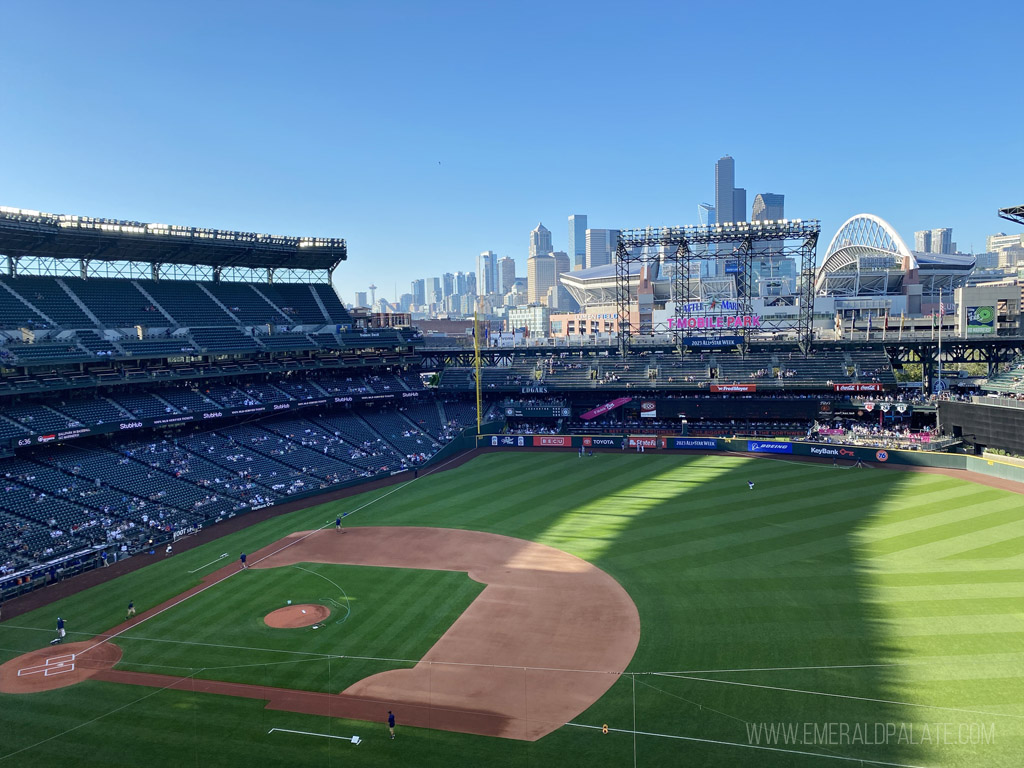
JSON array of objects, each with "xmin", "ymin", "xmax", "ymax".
[
  {"xmin": 568, "ymin": 214, "xmax": 588, "ymax": 269},
  {"xmin": 429, "ymin": 277, "xmax": 442, "ymax": 305},
  {"xmin": 527, "ymin": 253, "xmax": 556, "ymax": 305},
  {"xmin": 697, "ymin": 203, "xmax": 715, "ymax": 227},
  {"xmin": 442, "ymin": 272, "xmax": 455, "ymax": 298},
  {"xmin": 986, "ymin": 233, "xmax": 1024, "ymax": 253},
  {"xmin": 551, "ymin": 250, "xmax": 577, "ymax": 310},
  {"xmin": 498, "ymin": 256, "xmax": 516, "ymax": 294},
  {"xmin": 507, "ymin": 304, "xmax": 550, "ymax": 338},
  {"xmin": 529, "ymin": 223, "xmax": 553, "ymax": 258},
  {"xmin": 751, "ymin": 193, "xmax": 784, "ymax": 222},
  {"xmin": 478, "ymin": 251, "xmax": 497, "ymax": 295},
  {"xmin": 733, "ymin": 188, "xmax": 747, "ymax": 223},
  {"xmin": 354, "ymin": 291, "xmax": 368, "ymax": 308},
  {"xmin": 715, "ymin": 156, "xmax": 737, "ymax": 225},
  {"xmin": 410, "ymin": 279, "xmax": 426, "ymax": 308},
  {"xmin": 398, "ymin": 293, "xmax": 413, "ymax": 312},
  {"xmin": 931, "ymin": 228, "xmax": 953, "ymax": 255},
  {"xmin": 586, "ymin": 229, "xmax": 620, "ymax": 269},
  {"xmin": 915, "ymin": 230, "xmax": 932, "ymax": 253}
]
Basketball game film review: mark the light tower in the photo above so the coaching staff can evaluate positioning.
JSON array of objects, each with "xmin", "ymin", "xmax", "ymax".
[{"xmin": 368, "ymin": 284, "xmax": 377, "ymax": 307}]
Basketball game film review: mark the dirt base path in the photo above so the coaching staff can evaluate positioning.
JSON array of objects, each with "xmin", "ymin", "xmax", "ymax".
[
  {"xmin": 249, "ymin": 527, "xmax": 641, "ymax": 740},
  {"xmin": 3, "ymin": 527, "xmax": 640, "ymax": 742}
]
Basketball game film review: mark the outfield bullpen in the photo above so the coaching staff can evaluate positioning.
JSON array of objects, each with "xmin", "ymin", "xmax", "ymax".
[{"xmin": 1, "ymin": 452, "xmax": 1022, "ymax": 767}]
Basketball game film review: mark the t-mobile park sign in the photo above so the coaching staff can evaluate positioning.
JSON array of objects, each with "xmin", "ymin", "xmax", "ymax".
[{"xmin": 668, "ymin": 315, "xmax": 761, "ymax": 330}]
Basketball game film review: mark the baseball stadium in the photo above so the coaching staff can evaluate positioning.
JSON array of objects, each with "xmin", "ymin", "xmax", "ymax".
[{"xmin": 1, "ymin": 206, "xmax": 1023, "ymax": 768}]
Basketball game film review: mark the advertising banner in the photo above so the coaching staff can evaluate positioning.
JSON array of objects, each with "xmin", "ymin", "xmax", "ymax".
[
  {"xmin": 681, "ymin": 336, "xmax": 744, "ymax": 349},
  {"xmin": 806, "ymin": 445, "xmax": 858, "ymax": 459},
  {"xmin": 668, "ymin": 438, "xmax": 720, "ymax": 450},
  {"xmin": 489, "ymin": 435, "xmax": 528, "ymax": 447},
  {"xmin": 627, "ymin": 436, "xmax": 659, "ymax": 449},
  {"xmin": 580, "ymin": 397, "xmax": 632, "ymax": 420},
  {"xmin": 834, "ymin": 383, "xmax": 884, "ymax": 392},
  {"xmin": 909, "ymin": 433, "xmax": 932, "ymax": 443},
  {"xmin": 966, "ymin": 306, "xmax": 995, "ymax": 336},
  {"xmin": 711, "ymin": 384, "xmax": 756, "ymax": 393},
  {"xmin": 533, "ymin": 435, "xmax": 571, "ymax": 447},
  {"xmin": 640, "ymin": 401, "xmax": 657, "ymax": 418},
  {"xmin": 746, "ymin": 440, "xmax": 793, "ymax": 454},
  {"xmin": 582, "ymin": 436, "xmax": 620, "ymax": 447},
  {"xmin": 818, "ymin": 428, "xmax": 844, "ymax": 435}
]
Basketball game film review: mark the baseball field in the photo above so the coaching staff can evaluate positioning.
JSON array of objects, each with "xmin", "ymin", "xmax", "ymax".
[{"xmin": 1, "ymin": 451, "xmax": 1022, "ymax": 767}]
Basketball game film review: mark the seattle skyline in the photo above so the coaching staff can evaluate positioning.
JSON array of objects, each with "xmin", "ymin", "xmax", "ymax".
[{"xmin": 0, "ymin": 1, "xmax": 1019, "ymax": 305}]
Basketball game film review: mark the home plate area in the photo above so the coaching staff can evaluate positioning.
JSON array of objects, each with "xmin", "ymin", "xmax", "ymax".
[{"xmin": 0, "ymin": 641, "xmax": 123, "ymax": 694}]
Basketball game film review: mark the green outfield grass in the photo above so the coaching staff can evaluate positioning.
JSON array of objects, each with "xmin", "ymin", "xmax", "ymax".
[{"xmin": 1, "ymin": 451, "xmax": 1022, "ymax": 767}]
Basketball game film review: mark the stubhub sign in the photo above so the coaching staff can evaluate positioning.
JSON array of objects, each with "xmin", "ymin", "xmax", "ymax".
[{"xmin": 747, "ymin": 441, "xmax": 793, "ymax": 454}]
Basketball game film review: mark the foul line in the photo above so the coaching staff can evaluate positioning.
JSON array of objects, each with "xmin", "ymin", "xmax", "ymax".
[
  {"xmin": 564, "ymin": 723, "xmax": 933, "ymax": 768},
  {"xmin": 0, "ymin": 672, "xmax": 199, "ymax": 762},
  {"xmin": 187, "ymin": 553, "xmax": 229, "ymax": 574},
  {"xmin": 653, "ymin": 672, "xmax": 1024, "ymax": 721},
  {"xmin": 267, "ymin": 728, "xmax": 359, "ymax": 743},
  {"xmin": 73, "ymin": 459, "xmax": 455, "ymax": 659}
]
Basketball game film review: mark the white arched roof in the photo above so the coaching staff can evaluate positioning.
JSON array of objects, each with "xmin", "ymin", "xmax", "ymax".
[{"xmin": 816, "ymin": 214, "xmax": 916, "ymax": 294}]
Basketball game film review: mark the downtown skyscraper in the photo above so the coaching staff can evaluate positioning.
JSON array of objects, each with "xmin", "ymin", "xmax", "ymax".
[
  {"xmin": 529, "ymin": 223, "xmax": 553, "ymax": 258},
  {"xmin": 477, "ymin": 251, "xmax": 498, "ymax": 295},
  {"xmin": 568, "ymin": 214, "xmax": 587, "ymax": 269},
  {"xmin": 715, "ymin": 155, "xmax": 747, "ymax": 224}
]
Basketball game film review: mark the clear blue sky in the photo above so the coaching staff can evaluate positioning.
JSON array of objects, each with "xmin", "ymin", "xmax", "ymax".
[{"xmin": 1, "ymin": 1, "xmax": 1020, "ymax": 304}]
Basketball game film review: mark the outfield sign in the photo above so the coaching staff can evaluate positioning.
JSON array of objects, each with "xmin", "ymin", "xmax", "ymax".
[
  {"xmin": 834, "ymin": 383, "xmax": 884, "ymax": 392},
  {"xmin": 966, "ymin": 306, "xmax": 995, "ymax": 336},
  {"xmin": 668, "ymin": 315, "xmax": 760, "ymax": 330},
  {"xmin": 667, "ymin": 438, "xmax": 720, "ymax": 450},
  {"xmin": 533, "ymin": 435, "xmax": 571, "ymax": 447},
  {"xmin": 711, "ymin": 384, "xmax": 756, "ymax": 393},
  {"xmin": 580, "ymin": 397, "xmax": 632, "ymax": 420},
  {"xmin": 807, "ymin": 445, "xmax": 858, "ymax": 458},
  {"xmin": 627, "ymin": 436, "xmax": 659, "ymax": 449},
  {"xmin": 680, "ymin": 336, "xmax": 743, "ymax": 349},
  {"xmin": 490, "ymin": 435, "xmax": 527, "ymax": 447},
  {"xmin": 747, "ymin": 440, "xmax": 793, "ymax": 454},
  {"xmin": 582, "ymin": 437, "xmax": 620, "ymax": 447}
]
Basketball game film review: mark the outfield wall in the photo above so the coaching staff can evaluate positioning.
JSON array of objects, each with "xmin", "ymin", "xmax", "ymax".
[{"xmin": 477, "ymin": 434, "xmax": 1024, "ymax": 485}]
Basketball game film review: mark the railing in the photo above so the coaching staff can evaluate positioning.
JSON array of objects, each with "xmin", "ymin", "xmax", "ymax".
[{"xmin": 972, "ymin": 395, "xmax": 1024, "ymax": 410}]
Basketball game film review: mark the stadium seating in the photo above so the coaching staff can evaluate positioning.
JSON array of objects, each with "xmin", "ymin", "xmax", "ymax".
[
  {"xmin": 119, "ymin": 335, "xmax": 198, "ymax": 357},
  {"xmin": 61, "ymin": 277, "xmax": 163, "ymax": 328},
  {"xmin": 107, "ymin": 391, "xmax": 179, "ymax": 419},
  {"xmin": 140, "ymin": 280, "xmax": 236, "ymax": 326},
  {"xmin": 190, "ymin": 327, "xmax": 261, "ymax": 353},
  {"xmin": 0, "ymin": 284, "xmax": 47, "ymax": 328},
  {"xmin": 311, "ymin": 284, "xmax": 353, "ymax": 325},
  {"xmin": 201, "ymin": 282, "xmax": 288, "ymax": 325},
  {"xmin": 0, "ymin": 276, "xmax": 94, "ymax": 328}
]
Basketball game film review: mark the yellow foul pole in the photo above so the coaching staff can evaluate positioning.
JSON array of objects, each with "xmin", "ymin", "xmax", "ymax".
[{"xmin": 474, "ymin": 311, "xmax": 482, "ymax": 436}]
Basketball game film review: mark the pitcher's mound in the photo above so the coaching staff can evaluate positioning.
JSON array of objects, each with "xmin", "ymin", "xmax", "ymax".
[{"xmin": 264, "ymin": 603, "xmax": 330, "ymax": 628}]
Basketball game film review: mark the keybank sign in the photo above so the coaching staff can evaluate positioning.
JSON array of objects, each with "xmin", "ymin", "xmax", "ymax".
[{"xmin": 747, "ymin": 441, "xmax": 793, "ymax": 454}]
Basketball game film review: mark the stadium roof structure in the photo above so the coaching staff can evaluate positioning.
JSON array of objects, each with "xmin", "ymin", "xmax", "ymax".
[
  {"xmin": 0, "ymin": 206, "xmax": 347, "ymax": 273},
  {"xmin": 559, "ymin": 260, "xmax": 670, "ymax": 308},
  {"xmin": 999, "ymin": 204, "xmax": 1024, "ymax": 228},
  {"xmin": 816, "ymin": 213, "xmax": 974, "ymax": 297}
]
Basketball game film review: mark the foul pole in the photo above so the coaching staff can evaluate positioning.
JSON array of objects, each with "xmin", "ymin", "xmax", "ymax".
[{"xmin": 474, "ymin": 311, "xmax": 482, "ymax": 435}]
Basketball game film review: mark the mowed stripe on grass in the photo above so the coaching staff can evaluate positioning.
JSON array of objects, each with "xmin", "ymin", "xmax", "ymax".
[{"xmin": 1, "ymin": 451, "xmax": 1021, "ymax": 768}]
